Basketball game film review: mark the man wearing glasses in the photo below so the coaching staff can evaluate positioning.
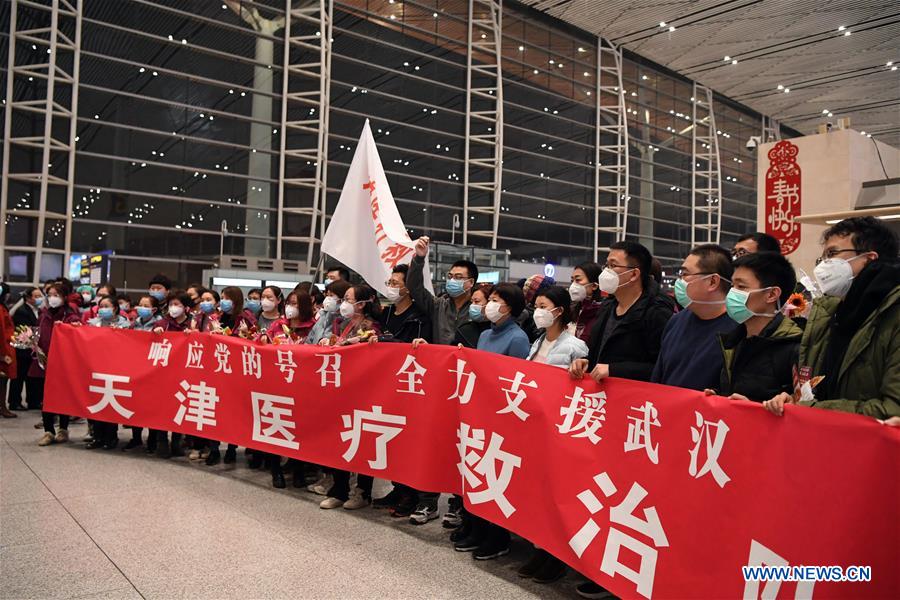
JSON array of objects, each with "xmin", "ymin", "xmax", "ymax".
[
  {"xmin": 764, "ymin": 217, "xmax": 899, "ymax": 420},
  {"xmin": 569, "ymin": 241, "xmax": 673, "ymax": 384},
  {"xmin": 651, "ymin": 244, "xmax": 737, "ymax": 391},
  {"xmin": 731, "ymin": 231, "xmax": 781, "ymax": 259},
  {"xmin": 404, "ymin": 235, "xmax": 479, "ymax": 526}
]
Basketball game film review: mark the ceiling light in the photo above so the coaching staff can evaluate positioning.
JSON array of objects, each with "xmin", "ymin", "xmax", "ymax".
[
  {"xmin": 723, "ymin": 56, "xmax": 730, "ymax": 61},
  {"xmin": 827, "ymin": 112, "xmax": 833, "ymax": 117},
  {"xmin": 578, "ymin": 47, "xmax": 585, "ymax": 53},
  {"xmin": 659, "ymin": 22, "xmax": 666, "ymax": 27},
  {"xmin": 844, "ymin": 31, "xmax": 851, "ymax": 36},
  {"xmin": 668, "ymin": 26, "xmax": 676, "ymax": 32},
  {"xmin": 822, "ymin": 109, "xmax": 829, "ymax": 114},
  {"xmin": 784, "ymin": 88, "xmax": 790, "ymax": 93},
  {"xmin": 837, "ymin": 26, "xmax": 845, "ymax": 31},
  {"xmin": 518, "ymin": 45, "xmax": 524, "ymax": 51},
  {"xmin": 731, "ymin": 59, "xmax": 738, "ymax": 65},
  {"xmin": 776, "ymin": 84, "xmax": 784, "ymax": 90}
]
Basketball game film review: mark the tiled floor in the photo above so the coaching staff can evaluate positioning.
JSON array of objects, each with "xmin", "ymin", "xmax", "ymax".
[{"xmin": 1, "ymin": 416, "xmax": 581, "ymax": 599}]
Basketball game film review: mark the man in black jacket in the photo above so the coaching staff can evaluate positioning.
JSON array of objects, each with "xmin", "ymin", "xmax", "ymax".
[
  {"xmin": 9, "ymin": 287, "xmax": 43, "ymax": 410},
  {"xmin": 570, "ymin": 241, "xmax": 674, "ymax": 383},
  {"xmin": 712, "ymin": 252, "xmax": 802, "ymax": 401},
  {"xmin": 372, "ymin": 264, "xmax": 432, "ymax": 517}
]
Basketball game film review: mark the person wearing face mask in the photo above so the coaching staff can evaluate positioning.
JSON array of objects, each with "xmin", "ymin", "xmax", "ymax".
[
  {"xmin": 570, "ymin": 242, "xmax": 674, "ymax": 389},
  {"xmin": 121, "ymin": 295, "xmax": 164, "ymax": 453},
  {"xmin": 244, "ymin": 288, "xmax": 263, "ymax": 318},
  {"xmin": 87, "ymin": 295, "xmax": 130, "ymax": 329},
  {"xmin": 705, "ymin": 252, "xmax": 801, "ymax": 402},
  {"xmin": 268, "ymin": 290, "xmax": 317, "ymax": 342},
  {"xmin": 764, "ymin": 217, "xmax": 900, "ymax": 420},
  {"xmin": 323, "ymin": 265, "xmax": 350, "ymax": 287},
  {"xmin": 568, "ymin": 262, "xmax": 604, "ymax": 344},
  {"xmin": 116, "ymin": 293, "xmax": 137, "ymax": 321},
  {"xmin": 377, "ymin": 264, "xmax": 432, "ymax": 346},
  {"xmin": 8, "ymin": 287, "xmax": 43, "ymax": 411},
  {"xmin": 254, "ymin": 286, "xmax": 284, "ymax": 341},
  {"xmin": 0, "ymin": 283, "xmax": 18, "ymax": 419},
  {"xmin": 148, "ymin": 273, "xmax": 173, "ymax": 315},
  {"xmin": 651, "ymin": 244, "xmax": 737, "ymax": 391},
  {"xmin": 527, "ymin": 286, "xmax": 587, "ymax": 367},
  {"xmin": 368, "ymin": 265, "xmax": 432, "ymax": 517},
  {"xmin": 150, "ymin": 290, "xmax": 192, "ymax": 459},
  {"xmin": 185, "ymin": 284, "xmax": 203, "ymax": 311},
  {"xmin": 215, "ymin": 286, "xmax": 256, "ymax": 336},
  {"xmin": 191, "ymin": 289, "xmax": 220, "ymax": 332},
  {"xmin": 318, "ymin": 284, "xmax": 382, "ymax": 510},
  {"xmin": 80, "ymin": 284, "xmax": 118, "ymax": 324},
  {"xmin": 305, "ymin": 280, "xmax": 351, "ymax": 347},
  {"xmin": 453, "ymin": 284, "xmax": 494, "ymax": 348},
  {"xmin": 76, "ymin": 284, "xmax": 95, "ymax": 317},
  {"xmin": 409, "ymin": 236, "xmax": 479, "ymax": 346},
  {"xmin": 36, "ymin": 283, "xmax": 82, "ymax": 446},
  {"xmin": 452, "ymin": 283, "xmax": 529, "ymax": 561}
]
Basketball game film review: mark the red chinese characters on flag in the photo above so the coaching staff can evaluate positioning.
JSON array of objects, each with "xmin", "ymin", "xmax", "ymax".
[{"xmin": 765, "ymin": 140, "xmax": 801, "ymax": 255}]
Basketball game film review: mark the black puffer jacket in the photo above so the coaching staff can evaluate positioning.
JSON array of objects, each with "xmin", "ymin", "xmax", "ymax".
[
  {"xmin": 717, "ymin": 313, "xmax": 803, "ymax": 401},
  {"xmin": 586, "ymin": 281, "xmax": 674, "ymax": 381}
]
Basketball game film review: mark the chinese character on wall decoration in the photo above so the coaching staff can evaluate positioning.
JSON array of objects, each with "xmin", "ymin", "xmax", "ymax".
[{"xmin": 765, "ymin": 141, "xmax": 801, "ymax": 255}]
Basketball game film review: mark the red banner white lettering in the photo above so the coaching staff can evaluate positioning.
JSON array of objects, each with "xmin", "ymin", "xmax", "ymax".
[{"xmin": 44, "ymin": 327, "xmax": 899, "ymax": 599}]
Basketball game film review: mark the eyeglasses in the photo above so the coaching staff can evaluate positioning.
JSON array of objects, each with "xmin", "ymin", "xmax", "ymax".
[
  {"xmin": 676, "ymin": 269, "xmax": 714, "ymax": 278},
  {"xmin": 604, "ymin": 263, "xmax": 638, "ymax": 270},
  {"xmin": 815, "ymin": 248, "xmax": 858, "ymax": 265},
  {"xmin": 384, "ymin": 281, "xmax": 403, "ymax": 288},
  {"xmin": 446, "ymin": 273, "xmax": 472, "ymax": 281},
  {"xmin": 731, "ymin": 248, "xmax": 749, "ymax": 259}
]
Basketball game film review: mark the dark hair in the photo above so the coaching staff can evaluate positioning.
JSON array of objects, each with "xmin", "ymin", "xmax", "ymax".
[
  {"xmin": 610, "ymin": 240, "xmax": 652, "ymax": 287},
  {"xmin": 650, "ymin": 258, "xmax": 663, "ymax": 284},
  {"xmin": 139, "ymin": 294, "xmax": 160, "ymax": 310},
  {"xmin": 293, "ymin": 281, "xmax": 313, "ymax": 295},
  {"xmin": 473, "ymin": 283, "xmax": 494, "ymax": 299},
  {"xmin": 200, "ymin": 289, "xmax": 220, "ymax": 303},
  {"xmin": 186, "ymin": 282, "xmax": 202, "ymax": 294},
  {"xmin": 98, "ymin": 284, "xmax": 118, "ymax": 298},
  {"xmin": 149, "ymin": 273, "xmax": 173, "ymax": 290},
  {"xmin": 167, "ymin": 290, "xmax": 193, "ymax": 310},
  {"xmin": 21, "ymin": 286, "xmax": 38, "ymax": 302},
  {"xmin": 451, "ymin": 259, "xmax": 478, "ymax": 283},
  {"xmin": 116, "ymin": 293, "xmax": 132, "ymax": 305},
  {"xmin": 220, "ymin": 286, "xmax": 244, "ymax": 315},
  {"xmin": 690, "ymin": 244, "xmax": 734, "ymax": 293},
  {"xmin": 325, "ymin": 279, "xmax": 351, "ymax": 299},
  {"xmin": 57, "ymin": 278, "xmax": 74, "ymax": 296},
  {"xmin": 0, "ymin": 282, "xmax": 10, "ymax": 305},
  {"xmin": 262, "ymin": 285, "xmax": 285, "ymax": 313},
  {"xmin": 392, "ymin": 263, "xmax": 409, "ymax": 282},
  {"xmin": 349, "ymin": 284, "xmax": 382, "ymax": 320},
  {"xmin": 492, "ymin": 282, "xmax": 526, "ymax": 318},
  {"xmin": 325, "ymin": 265, "xmax": 351, "ymax": 281},
  {"xmin": 822, "ymin": 216, "xmax": 898, "ymax": 260},
  {"xmin": 312, "ymin": 289, "xmax": 326, "ymax": 306},
  {"xmin": 247, "ymin": 288, "xmax": 263, "ymax": 299},
  {"xmin": 96, "ymin": 295, "xmax": 119, "ymax": 313},
  {"xmin": 535, "ymin": 285, "xmax": 573, "ymax": 326},
  {"xmin": 737, "ymin": 232, "xmax": 782, "ymax": 254},
  {"xmin": 287, "ymin": 290, "xmax": 315, "ymax": 322},
  {"xmin": 574, "ymin": 261, "xmax": 603, "ymax": 301},
  {"xmin": 733, "ymin": 252, "xmax": 797, "ymax": 305}
]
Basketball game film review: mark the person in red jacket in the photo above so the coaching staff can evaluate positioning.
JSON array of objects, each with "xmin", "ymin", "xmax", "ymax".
[
  {"xmin": 150, "ymin": 290, "xmax": 193, "ymax": 458},
  {"xmin": 0, "ymin": 283, "xmax": 18, "ymax": 418},
  {"xmin": 36, "ymin": 283, "xmax": 82, "ymax": 446}
]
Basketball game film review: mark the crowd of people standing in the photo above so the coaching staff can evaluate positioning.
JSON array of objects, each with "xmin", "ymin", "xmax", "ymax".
[{"xmin": 1, "ymin": 216, "xmax": 897, "ymax": 599}]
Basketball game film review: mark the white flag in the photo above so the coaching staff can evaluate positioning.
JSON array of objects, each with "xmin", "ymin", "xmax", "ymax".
[{"xmin": 322, "ymin": 120, "xmax": 433, "ymax": 296}]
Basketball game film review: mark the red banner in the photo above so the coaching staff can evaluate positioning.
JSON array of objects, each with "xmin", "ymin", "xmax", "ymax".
[
  {"xmin": 45, "ymin": 326, "xmax": 899, "ymax": 599},
  {"xmin": 765, "ymin": 140, "xmax": 802, "ymax": 255}
]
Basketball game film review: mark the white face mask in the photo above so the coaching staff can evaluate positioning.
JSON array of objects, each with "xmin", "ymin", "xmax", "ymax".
[
  {"xmin": 598, "ymin": 267, "xmax": 636, "ymax": 295},
  {"xmin": 81, "ymin": 293, "xmax": 93, "ymax": 304},
  {"xmin": 384, "ymin": 287, "xmax": 402, "ymax": 304},
  {"xmin": 48, "ymin": 296, "xmax": 63, "ymax": 309},
  {"xmin": 339, "ymin": 300, "xmax": 356, "ymax": 319},
  {"xmin": 261, "ymin": 298, "xmax": 277, "ymax": 313},
  {"xmin": 814, "ymin": 255, "xmax": 864, "ymax": 298},
  {"xmin": 484, "ymin": 300, "xmax": 505, "ymax": 323},
  {"xmin": 569, "ymin": 282, "xmax": 587, "ymax": 303},
  {"xmin": 532, "ymin": 307, "xmax": 557, "ymax": 329},
  {"xmin": 323, "ymin": 296, "xmax": 339, "ymax": 313},
  {"xmin": 168, "ymin": 305, "xmax": 184, "ymax": 318},
  {"xmin": 285, "ymin": 305, "xmax": 299, "ymax": 320}
]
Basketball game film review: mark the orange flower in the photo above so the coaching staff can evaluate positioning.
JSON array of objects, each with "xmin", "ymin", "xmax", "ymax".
[{"xmin": 784, "ymin": 292, "xmax": 808, "ymax": 317}]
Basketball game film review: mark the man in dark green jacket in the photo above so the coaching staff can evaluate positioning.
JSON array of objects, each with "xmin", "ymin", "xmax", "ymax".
[
  {"xmin": 764, "ymin": 217, "xmax": 900, "ymax": 419},
  {"xmin": 712, "ymin": 252, "xmax": 803, "ymax": 401}
]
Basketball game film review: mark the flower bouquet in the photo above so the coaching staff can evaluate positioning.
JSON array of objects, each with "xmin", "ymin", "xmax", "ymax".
[
  {"xmin": 9, "ymin": 325, "xmax": 47, "ymax": 369},
  {"xmin": 209, "ymin": 319, "xmax": 233, "ymax": 337},
  {"xmin": 782, "ymin": 292, "xmax": 810, "ymax": 319},
  {"xmin": 272, "ymin": 324, "xmax": 302, "ymax": 345}
]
